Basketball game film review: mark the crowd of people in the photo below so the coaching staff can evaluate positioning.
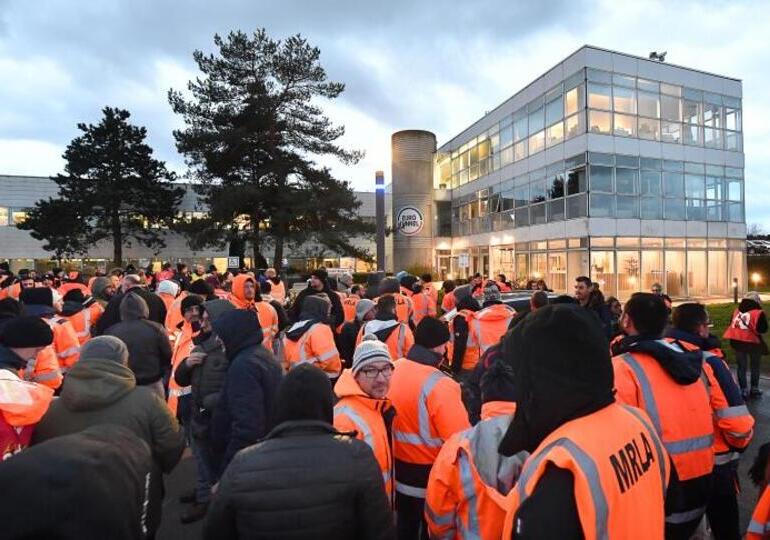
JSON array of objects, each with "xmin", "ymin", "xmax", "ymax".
[{"xmin": 0, "ymin": 260, "xmax": 769, "ymax": 539}]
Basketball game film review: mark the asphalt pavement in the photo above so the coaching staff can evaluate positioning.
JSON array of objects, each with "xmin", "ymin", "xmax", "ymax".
[{"xmin": 158, "ymin": 376, "xmax": 770, "ymax": 539}]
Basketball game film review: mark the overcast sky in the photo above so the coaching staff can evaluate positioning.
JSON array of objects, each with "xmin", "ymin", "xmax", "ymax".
[{"xmin": 1, "ymin": 1, "xmax": 769, "ymax": 226}]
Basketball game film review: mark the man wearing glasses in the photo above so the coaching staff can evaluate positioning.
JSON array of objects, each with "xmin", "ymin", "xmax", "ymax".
[{"xmin": 334, "ymin": 335, "xmax": 396, "ymax": 508}]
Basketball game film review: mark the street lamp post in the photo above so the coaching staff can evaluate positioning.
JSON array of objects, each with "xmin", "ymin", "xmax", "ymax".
[{"xmin": 733, "ymin": 277, "xmax": 739, "ymax": 304}]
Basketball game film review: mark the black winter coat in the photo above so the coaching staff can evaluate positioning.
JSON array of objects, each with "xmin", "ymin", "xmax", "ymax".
[
  {"xmin": 337, "ymin": 319, "xmax": 362, "ymax": 369},
  {"xmin": 204, "ymin": 420, "xmax": 395, "ymax": 540},
  {"xmin": 210, "ymin": 310, "xmax": 283, "ymax": 477},
  {"xmin": 95, "ymin": 287, "xmax": 167, "ymax": 334},
  {"xmin": 290, "ymin": 285, "xmax": 345, "ymax": 328}
]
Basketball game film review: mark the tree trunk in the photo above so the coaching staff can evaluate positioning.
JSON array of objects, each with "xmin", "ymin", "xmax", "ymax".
[
  {"xmin": 112, "ymin": 215, "xmax": 123, "ymax": 267},
  {"xmin": 273, "ymin": 234, "xmax": 284, "ymax": 271}
]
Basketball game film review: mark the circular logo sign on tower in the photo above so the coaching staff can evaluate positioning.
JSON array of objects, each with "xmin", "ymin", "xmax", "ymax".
[{"xmin": 396, "ymin": 206, "xmax": 424, "ymax": 236}]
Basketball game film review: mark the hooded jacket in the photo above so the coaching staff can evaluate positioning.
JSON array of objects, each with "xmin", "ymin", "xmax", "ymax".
[
  {"xmin": 289, "ymin": 279, "xmax": 345, "ymax": 328},
  {"xmin": 95, "ymin": 286, "xmax": 167, "ymax": 335},
  {"xmin": 32, "ymin": 338, "xmax": 184, "ymax": 536},
  {"xmin": 90, "ymin": 276, "xmax": 112, "ymax": 308},
  {"xmin": 356, "ymin": 312, "xmax": 415, "ymax": 361},
  {"xmin": 231, "ymin": 274, "xmax": 279, "ymax": 350},
  {"xmin": 1, "ymin": 425, "xmax": 154, "ymax": 540},
  {"xmin": 0, "ymin": 367, "xmax": 54, "ymax": 460},
  {"xmin": 104, "ymin": 293, "xmax": 172, "ymax": 385},
  {"xmin": 204, "ymin": 364, "xmax": 394, "ymax": 540},
  {"xmin": 210, "ymin": 309, "xmax": 283, "ymax": 476},
  {"xmin": 284, "ymin": 297, "xmax": 342, "ymax": 377}
]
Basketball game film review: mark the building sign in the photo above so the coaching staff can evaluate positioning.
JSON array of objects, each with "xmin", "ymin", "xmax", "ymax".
[
  {"xmin": 396, "ymin": 206, "xmax": 424, "ymax": 236},
  {"xmin": 227, "ymin": 256, "xmax": 240, "ymax": 268},
  {"xmin": 458, "ymin": 253, "xmax": 470, "ymax": 268}
]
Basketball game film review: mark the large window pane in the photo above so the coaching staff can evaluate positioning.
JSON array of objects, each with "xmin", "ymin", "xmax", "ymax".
[
  {"xmin": 513, "ymin": 115, "xmax": 527, "ymax": 142},
  {"xmin": 530, "ymin": 179, "xmax": 546, "ymax": 203},
  {"xmin": 613, "ymin": 86, "xmax": 636, "ymax": 113},
  {"xmin": 546, "ymin": 122, "xmax": 564, "ymax": 147},
  {"xmin": 708, "ymin": 251, "xmax": 727, "ymax": 295},
  {"xmin": 703, "ymin": 101, "xmax": 722, "ymax": 128},
  {"xmin": 589, "ymin": 165, "xmax": 613, "ymax": 192},
  {"xmin": 636, "ymin": 117, "xmax": 659, "ymax": 140},
  {"xmin": 565, "ymin": 85, "xmax": 584, "ymax": 116},
  {"xmin": 588, "ymin": 110, "xmax": 611, "ymax": 134},
  {"xmin": 565, "ymin": 112, "xmax": 584, "ymax": 138},
  {"xmin": 727, "ymin": 179, "xmax": 742, "ymax": 201},
  {"xmin": 642, "ymin": 250, "xmax": 664, "ymax": 291},
  {"xmin": 664, "ymin": 198, "xmax": 686, "ymax": 220},
  {"xmin": 528, "ymin": 130, "xmax": 545, "ymax": 154},
  {"xmin": 500, "ymin": 125, "xmax": 513, "ymax": 148},
  {"xmin": 528, "ymin": 107, "xmax": 544, "ymax": 134},
  {"xmin": 548, "ymin": 174, "xmax": 565, "ymax": 199},
  {"xmin": 530, "ymin": 203, "xmax": 546, "ymax": 224},
  {"xmin": 660, "ymin": 95, "xmax": 681, "ymax": 121},
  {"xmin": 685, "ymin": 175, "xmax": 705, "ymax": 198},
  {"xmin": 687, "ymin": 199, "xmax": 705, "ymax": 220},
  {"xmin": 614, "ymin": 114, "xmax": 636, "ymax": 137},
  {"xmin": 590, "ymin": 194, "xmax": 615, "ymax": 217},
  {"xmin": 616, "ymin": 195, "xmax": 639, "ymax": 218},
  {"xmin": 640, "ymin": 171, "xmax": 661, "ymax": 195},
  {"xmin": 638, "ymin": 91, "xmax": 659, "ymax": 118},
  {"xmin": 616, "ymin": 168, "xmax": 638, "ymax": 194},
  {"xmin": 661, "ymin": 121, "xmax": 681, "ymax": 143},
  {"xmin": 546, "ymin": 97, "xmax": 563, "ymax": 125},
  {"xmin": 514, "ymin": 140, "xmax": 527, "ymax": 161},
  {"xmin": 704, "ymin": 128, "xmax": 722, "ymax": 149},
  {"xmin": 618, "ymin": 251, "xmax": 641, "ymax": 298},
  {"xmin": 725, "ymin": 131, "xmax": 741, "ymax": 151},
  {"xmin": 726, "ymin": 201, "xmax": 744, "ymax": 222},
  {"xmin": 706, "ymin": 200, "xmax": 722, "ymax": 221},
  {"xmin": 514, "ymin": 184, "xmax": 529, "ymax": 207},
  {"xmin": 688, "ymin": 251, "xmax": 707, "ymax": 296},
  {"xmin": 588, "ymin": 83, "xmax": 611, "ymax": 110},
  {"xmin": 728, "ymin": 251, "xmax": 745, "ymax": 295},
  {"xmin": 548, "ymin": 199, "xmax": 565, "ymax": 222},
  {"xmin": 725, "ymin": 107, "xmax": 741, "ymax": 131},
  {"xmin": 566, "ymin": 194, "xmax": 587, "ymax": 218},
  {"xmin": 641, "ymin": 197, "xmax": 662, "ymax": 219},
  {"xmin": 705, "ymin": 176, "xmax": 722, "ymax": 200},
  {"xmin": 666, "ymin": 251, "xmax": 686, "ymax": 296},
  {"xmin": 515, "ymin": 208, "xmax": 529, "ymax": 227},
  {"xmin": 663, "ymin": 172, "xmax": 684, "ymax": 197},
  {"xmin": 683, "ymin": 99, "xmax": 701, "ymax": 124},
  {"xmin": 591, "ymin": 250, "xmax": 616, "ymax": 297},
  {"xmin": 683, "ymin": 124, "xmax": 701, "ymax": 146},
  {"xmin": 567, "ymin": 168, "xmax": 587, "ymax": 195}
]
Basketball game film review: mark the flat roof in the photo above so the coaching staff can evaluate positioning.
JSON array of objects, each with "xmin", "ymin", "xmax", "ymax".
[{"xmin": 438, "ymin": 44, "xmax": 741, "ymax": 152}]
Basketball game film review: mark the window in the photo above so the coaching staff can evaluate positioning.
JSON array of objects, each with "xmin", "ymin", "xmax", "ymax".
[
  {"xmin": 567, "ymin": 168, "xmax": 587, "ymax": 195},
  {"xmin": 565, "ymin": 113, "xmax": 584, "ymax": 138},
  {"xmin": 514, "ymin": 140, "xmax": 527, "ymax": 161},
  {"xmin": 501, "ymin": 146, "xmax": 513, "ymax": 167},
  {"xmin": 664, "ymin": 198, "xmax": 686, "ymax": 220},
  {"xmin": 589, "ymin": 165, "xmax": 613, "ymax": 192},
  {"xmin": 683, "ymin": 99, "xmax": 701, "ymax": 125},
  {"xmin": 640, "ymin": 171, "xmax": 661, "ymax": 195},
  {"xmin": 641, "ymin": 157, "xmax": 661, "ymax": 170},
  {"xmin": 685, "ymin": 175, "xmax": 705, "ymax": 198},
  {"xmin": 515, "ymin": 208, "xmax": 529, "ymax": 228},
  {"xmin": 528, "ymin": 131, "xmax": 545, "ymax": 154},
  {"xmin": 683, "ymin": 125, "xmax": 701, "ymax": 146},
  {"xmin": 725, "ymin": 106, "xmax": 741, "ymax": 131},
  {"xmin": 616, "ymin": 195, "xmax": 639, "ymax": 218},
  {"xmin": 704, "ymin": 128, "xmax": 722, "ymax": 149},
  {"xmin": 546, "ymin": 97, "xmax": 563, "ymax": 125},
  {"xmin": 546, "ymin": 122, "xmax": 564, "ymax": 147},
  {"xmin": 726, "ymin": 201, "xmax": 744, "ymax": 222},
  {"xmin": 663, "ymin": 172, "xmax": 684, "ymax": 197},
  {"xmin": 548, "ymin": 199, "xmax": 565, "ymax": 222},
  {"xmin": 530, "ymin": 203, "xmax": 546, "ymax": 224},
  {"xmin": 514, "ymin": 185, "xmax": 529, "ymax": 207},
  {"xmin": 548, "ymin": 174, "xmax": 565, "ymax": 199},
  {"xmin": 588, "ymin": 83, "xmax": 611, "ymax": 110},
  {"xmin": 590, "ymin": 193, "xmax": 615, "ymax": 217},
  {"xmin": 528, "ymin": 107, "xmax": 544, "ymax": 134},
  {"xmin": 725, "ymin": 131, "xmax": 741, "ymax": 151},
  {"xmin": 726, "ymin": 180, "xmax": 742, "ymax": 201},
  {"xmin": 530, "ymin": 179, "xmax": 546, "ymax": 203},
  {"xmin": 11, "ymin": 211, "xmax": 28, "ymax": 225},
  {"xmin": 500, "ymin": 124, "xmax": 513, "ymax": 148},
  {"xmin": 638, "ymin": 117, "xmax": 660, "ymax": 140},
  {"xmin": 513, "ymin": 115, "xmax": 527, "ymax": 143},
  {"xmin": 566, "ymin": 194, "xmax": 587, "ymax": 218},
  {"xmin": 588, "ymin": 110, "xmax": 611, "ymax": 134},
  {"xmin": 614, "ymin": 114, "xmax": 636, "ymax": 137},
  {"xmin": 706, "ymin": 200, "xmax": 722, "ymax": 221},
  {"xmin": 686, "ymin": 199, "xmax": 705, "ymax": 221},
  {"xmin": 660, "ymin": 83, "xmax": 681, "ymax": 96},
  {"xmin": 638, "ymin": 91, "xmax": 659, "ymax": 118},
  {"xmin": 703, "ymin": 99, "xmax": 722, "ymax": 128},
  {"xmin": 660, "ymin": 95, "xmax": 681, "ymax": 121},
  {"xmin": 637, "ymin": 79, "xmax": 659, "ymax": 93},
  {"xmin": 661, "ymin": 121, "xmax": 681, "ymax": 143},
  {"xmin": 616, "ymin": 168, "xmax": 638, "ymax": 194},
  {"xmin": 565, "ymin": 85, "xmax": 584, "ymax": 116},
  {"xmin": 0, "ymin": 207, "xmax": 7, "ymax": 226},
  {"xmin": 613, "ymin": 86, "xmax": 635, "ymax": 113},
  {"xmin": 640, "ymin": 197, "xmax": 662, "ymax": 219}
]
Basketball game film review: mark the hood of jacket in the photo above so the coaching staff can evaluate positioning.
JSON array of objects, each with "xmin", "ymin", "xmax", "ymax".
[
  {"xmin": 299, "ymin": 295, "xmax": 330, "ymax": 325},
  {"xmin": 476, "ymin": 303, "xmax": 515, "ymax": 322},
  {"xmin": 361, "ymin": 318, "xmax": 400, "ymax": 342},
  {"xmin": 61, "ymin": 357, "xmax": 136, "ymax": 412},
  {"xmin": 615, "ymin": 334, "xmax": 703, "ymax": 385},
  {"xmin": 0, "ymin": 369, "xmax": 54, "ymax": 426},
  {"xmin": 211, "ymin": 309, "xmax": 263, "ymax": 360},
  {"xmin": 739, "ymin": 298, "xmax": 763, "ymax": 312},
  {"xmin": 23, "ymin": 304, "xmax": 56, "ymax": 318},
  {"xmin": 230, "ymin": 274, "xmax": 256, "ymax": 308},
  {"xmin": 405, "ymin": 344, "xmax": 443, "ymax": 367},
  {"xmin": 464, "ymin": 413, "xmax": 526, "ymax": 495},
  {"xmin": 90, "ymin": 276, "xmax": 111, "ymax": 301},
  {"xmin": 664, "ymin": 328, "xmax": 722, "ymax": 352},
  {"xmin": 119, "ymin": 292, "xmax": 149, "ymax": 321},
  {"xmin": 156, "ymin": 280, "xmax": 180, "ymax": 298},
  {"xmin": 456, "ymin": 293, "xmax": 481, "ymax": 312},
  {"xmin": 334, "ymin": 368, "xmax": 391, "ymax": 409},
  {"xmin": 285, "ymin": 319, "xmax": 319, "ymax": 342},
  {"xmin": 60, "ymin": 300, "xmax": 85, "ymax": 317},
  {"xmin": 0, "ymin": 344, "xmax": 27, "ymax": 371}
]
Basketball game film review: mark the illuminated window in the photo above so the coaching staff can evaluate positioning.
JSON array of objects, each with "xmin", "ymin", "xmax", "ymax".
[
  {"xmin": 546, "ymin": 122, "xmax": 564, "ymax": 147},
  {"xmin": 565, "ymin": 85, "xmax": 584, "ymax": 116},
  {"xmin": 11, "ymin": 211, "xmax": 27, "ymax": 225},
  {"xmin": 613, "ymin": 86, "xmax": 635, "ymax": 113},
  {"xmin": 528, "ymin": 131, "xmax": 545, "ymax": 154},
  {"xmin": 613, "ymin": 113, "xmax": 636, "ymax": 137},
  {"xmin": 638, "ymin": 117, "xmax": 660, "ymax": 140},
  {"xmin": 588, "ymin": 110, "xmax": 611, "ymax": 134},
  {"xmin": 565, "ymin": 113, "xmax": 584, "ymax": 138},
  {"xmin": 588, "ymin": 83, "xmax": 611, "ymax": 110},
  {"xmin": 638, "ymin": 92, "xmax": 659, "ymax": 118},
  {"xmin": 0, "ymin": 207, "xmax": 7, "ymax": 226},
  {"xmin": 661, "ymin": 121, "xmax": 681, "ymax": 143}
]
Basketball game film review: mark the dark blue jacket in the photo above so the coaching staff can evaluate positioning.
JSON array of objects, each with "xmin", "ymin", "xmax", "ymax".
[{"xmin": 210, "ymin": 310, "xmax": 283, "ymax": 477}]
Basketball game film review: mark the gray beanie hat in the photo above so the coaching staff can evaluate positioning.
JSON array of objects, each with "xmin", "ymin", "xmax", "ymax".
[
  {"xmin": 80, "ymin": 336, "xmax": 129, "ymax": 366},
  {"xmin": 352, "ymin": 335, "xmax": 393, "ymax": 375},
  {"xmin": 484, "ymin": 284, "xmax": 502, "ymax": 303},
  {"xmin": 355, "ymin": 299, "xmax": 376, "ymax": 322}
]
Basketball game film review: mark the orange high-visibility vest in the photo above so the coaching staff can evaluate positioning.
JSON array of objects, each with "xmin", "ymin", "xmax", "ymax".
[
  {"xmin": 282, "ymin": 322, "xmax": 341, "ymax": 378},
  {"xmin": 723, "ymin": 308, "xmax": 763, "ymax": 344},
  {"xmin": 502, "ymin": 403, "xmax": 669, "ymax": 540},
  {"xmin": 168, "ymin": 323, "xmax": 195, "ymax": 416},
  {"xmin": 1, "ymin": 283, "xmax": 21, "ymax": 301},
  {"xmin": 400, "ymin": 286, "xmax": 413, "ymax": 298},
  {"xmin": 470, "ymin": 304, "xmax": 516, "ymax": 356},
  {"xmin": 342, "ymin": 296, "xmax": 359, "ymax": 325},
  {"xmin": 748, "ymin": 485, "xmax": 770, "ymax": 539},
  {"xmin": 64, "ymin": 303, "xmax": 104, "ymax": 345},
  {"xmin": 44, "ymin": 317, "xmax": 80, "ymax": 373},
  {"xmin": 0, "ymin": 370, "xmax": 54, "ymax": 460},
  {"xmin": 411, "ymin": 292, "xmax": 437, "ymax": 327},
  {"xmin": 425, "ymin": 401, "xmax": 517, "ymax": 540},
  {"xmin": 269, "ymin": 280, "xmax": 286, "ymax": 304},
  {"xmin": 165, "ymin": 292, "xmax": 189, "ymax": 342},
  {"xmin": 252, "ymin": 301, "xmax": 278, "ymax": 352},
  {"xmin": 356, "ymin": 320, "xmax": 414, "ymax": 362},
  {"xmin": 157, "ymin": 292, "xmax": 176, "ymax": 313},
  {"xmin": 388, "ymin": 358, "xmax": 469, "ymax": 468},
  {"xmin": 613, "ymin": 343, "xmax": 714, "ymax": 481},
  {"xmin": 441, "ymin": 291, "xmax": 456, "ymax": 313},
  {"xmin": 448, "ymin": 310, "xmax": 479, "ymax": 371},
  {"xmin": 495, "ymin": 280, "xmax": 513, "ymax": 293},
  {"xmin": 21, "ymin": 345, "xmax": 62, "ymax": 390},
  {"xmin": 334, "ymin": 369, "xmax": 394, "ymax": 507},
  {"xmin": 423, "ymin": 283, "xmax": 439, "ymax": 311},
  {"xmin": 58, "ymin": 282, "xmax": 90, "ymax": 297},
  {"xmin": 381, "ymin": 292, "xmax": 413, "ymax": 325}
]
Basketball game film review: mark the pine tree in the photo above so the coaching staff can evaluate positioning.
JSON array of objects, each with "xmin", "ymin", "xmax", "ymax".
[
  {"xmin": 19, "ymin": 107, "xmax": 183, "ymax": 265},
  {"xmin": 169, "ymin": 29, "xmax": 373, "ymax": 268}
]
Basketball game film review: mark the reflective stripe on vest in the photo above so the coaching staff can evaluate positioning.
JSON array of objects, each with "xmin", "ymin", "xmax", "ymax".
[
  {"xmin": 335, "ymin": 405, "xmax": 374, "ymax": 449},
  {"xmin": 76, "ymin": 308, "xmax": 92, "ymax": 338},
  {"xmin": 425, "ymin": 503, "xmax": 453, "ymax": 527},
  {"xmin": 715, "ymin": 451, "xmax": 740, "ymax": 466},
  {"xmin": 715, "ymin": 404, "xmax": 750, "ymax": 418},
  {"xmin": 169, "ymin": 387, "xmax": 191, "ymax": 398},
  {"xmin": 393, "ymin": 371, "xmax": 444, "ymax": 448},
  {"xmin": 517, "ymin": 437, "xmax": 609, "ymax": 540},
  {"xmin": 472, "ymin": 310, "xmax": 514, "ymax": 354},
  {"xmin": 32, "ymin": 370, "xmax": 62, "ymax": 382},
  {"xmin": 57, "ymin": 346, "xmax": 80, "ymax": 359},
  {"xmin": 456, "ymin": 452, "xmax": 481, "ymax": 538},
  {"xmin": 395, "ymin": 481, "xmax": 426, "ymax": 498},
  {"xmin": 748, "ymin": 519, "xmax": 770, "ymax": 535},
  {"xmin": 621, "ymin": 352, "xmax": 714, "ymax": 456},
  {"xmin": 22, "ymin": 357, "xmax": 37, "ymax": 381},
  {"xmin": 620, "ymin": 405, "xmax": 668, "ymax": 503},
  {"xmin": 295, "ymin": 324, "xmax": 337, "ymax": 377}
]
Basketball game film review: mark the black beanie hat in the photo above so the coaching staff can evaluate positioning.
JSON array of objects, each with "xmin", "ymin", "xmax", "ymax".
[
  {"xmin": 414, "ymin": 317, "xmax": 450, "ymax": 349},
  {"xmin": 20, "ymin": 287, "xmax": 54, "ymax": 307},
  {"xmin": 1, "ymin": 316, "xmax": 54, "ymax": 347},
  {"xmin": 311, "ymin": 267, "xmax": 328, "ymax": 281},
  {"xmin": 188, "ymin": 279, "xmax": 214, "ymax": 296},
  {"xmin": 271, "ymin": 364, "xmax": 332, "ymax": 428},
  {"xmin": 180, "ymin": 294, "xmax": 204, "ymax": 316},
  {"xmin": 480, "ymin": 359, "xmax": 517, "ymax": 404},
  {"xmin": 0, "ymin": 298, "xmax": 21, "ymax": 318},
  {"xmin": 498, "ymin": 304, "xmax": 614, "ymax": 456},
  {"xmin": 63, "ymin": 289, "xmax": 87, "ymax": 303}
]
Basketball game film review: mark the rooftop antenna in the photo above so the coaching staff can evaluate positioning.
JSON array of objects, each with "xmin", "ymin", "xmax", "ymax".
[{"xmin": 649, "ymin": 51, "xmax": 667, "ymax": 62}]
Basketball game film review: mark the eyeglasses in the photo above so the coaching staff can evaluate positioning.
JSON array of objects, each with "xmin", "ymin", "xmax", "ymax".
[{"xmin": 359, "ymin": 365, "xmax": 394, "ymax": 379}]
